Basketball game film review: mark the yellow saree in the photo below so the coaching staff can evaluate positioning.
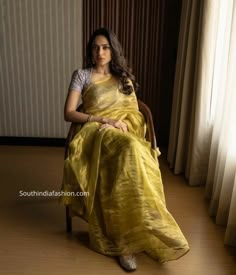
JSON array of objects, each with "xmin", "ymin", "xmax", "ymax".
[{"xmin": 60, "ymin": 75, "xmax": 189, "ymax": 262}]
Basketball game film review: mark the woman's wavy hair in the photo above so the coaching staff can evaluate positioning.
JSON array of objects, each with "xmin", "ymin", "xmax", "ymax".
[{"xmin": 85, "ymin": 28, "xmax": 138, "ymax": 94}]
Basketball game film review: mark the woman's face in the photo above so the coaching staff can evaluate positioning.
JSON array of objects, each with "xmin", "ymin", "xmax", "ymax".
[{"xmin": 92, "ymin": 35, "xmax": 112, "ymax": 66}]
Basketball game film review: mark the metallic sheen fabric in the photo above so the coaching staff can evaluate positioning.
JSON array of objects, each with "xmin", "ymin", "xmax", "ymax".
[{"xmin": 60, "ymin": 76, "xmax": 189, "ymax": 262}]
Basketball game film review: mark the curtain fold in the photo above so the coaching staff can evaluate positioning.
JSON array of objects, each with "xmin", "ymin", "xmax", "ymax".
[
  {"xmin": 225, "ymin": 176, "xmax": 236, "ymax": 246},
  {"xmin": 167, "ymin": 0, "xmax": 203, "ymax": 176},
  {"xmin": 168, "ymin": 0, "xmax": 236, "ymax": 245}
]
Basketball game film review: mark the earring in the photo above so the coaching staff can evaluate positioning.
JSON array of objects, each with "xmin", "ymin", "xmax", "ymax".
[{"xmin": 92, "ymin": 58, "xmax": 96, "ymax": 65}]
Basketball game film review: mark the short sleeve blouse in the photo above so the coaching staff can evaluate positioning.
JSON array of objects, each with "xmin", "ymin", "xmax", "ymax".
[{"xmin": 68, "ymin": 68, "xmax": 92, "ymax": 92}]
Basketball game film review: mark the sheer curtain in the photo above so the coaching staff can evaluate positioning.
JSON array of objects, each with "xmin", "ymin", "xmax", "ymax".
[{"xmin": 168, "ymin": 0, "xmax": 236, "ymax": 246}]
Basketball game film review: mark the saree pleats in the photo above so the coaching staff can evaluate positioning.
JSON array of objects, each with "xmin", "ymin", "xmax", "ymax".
[{"xmin": 60, "ymin": 76, "xmax": 189, "ymax": 262}]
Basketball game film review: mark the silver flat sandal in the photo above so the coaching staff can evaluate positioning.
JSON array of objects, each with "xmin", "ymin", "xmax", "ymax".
[{"xmin": 118, "ymin": 255, "xmax": 137, "ymax": 271}]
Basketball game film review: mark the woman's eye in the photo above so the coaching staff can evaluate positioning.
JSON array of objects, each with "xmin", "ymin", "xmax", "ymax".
[{"xmin": 92, "ymin": 45, "xmax": 110, "ymax": 51}]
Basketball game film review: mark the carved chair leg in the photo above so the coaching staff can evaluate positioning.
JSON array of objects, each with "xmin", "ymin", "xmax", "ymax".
[{"xmin": 66, "ymin": 205, "xmax": 72, "ymax": 232}]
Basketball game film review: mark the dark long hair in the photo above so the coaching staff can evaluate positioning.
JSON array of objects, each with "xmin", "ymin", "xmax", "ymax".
[{"xmin": 85, "ymin": 28, "xmax": 138, "ymax": 94}]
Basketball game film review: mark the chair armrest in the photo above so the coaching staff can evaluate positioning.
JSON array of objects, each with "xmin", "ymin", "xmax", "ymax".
[
  {"xmin": 137, "ymin": 99, "xmax": 157, "ymax": 149},
  {"xmin": 64, "ymin": 123, "xmax": 79, "ymax": 159},
  {"xmin": 64, "ymin": 105, "xmax": 83, "ymax": 159}
]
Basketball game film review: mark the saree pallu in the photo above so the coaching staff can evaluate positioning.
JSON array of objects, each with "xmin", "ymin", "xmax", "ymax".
[{"xmin": 60, "ymin": 75, "xmax": 189, "ymax": 262}]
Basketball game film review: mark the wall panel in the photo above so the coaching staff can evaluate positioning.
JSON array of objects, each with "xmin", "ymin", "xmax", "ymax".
[{"xmin": 0, "ymin": 0, "xmax": 83, "ymax": 137}]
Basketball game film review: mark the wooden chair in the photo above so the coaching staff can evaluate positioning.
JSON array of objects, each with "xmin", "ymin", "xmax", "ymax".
[{"xmin": 64, "ymin": 99, "xmax": 156, "ymax": 232}]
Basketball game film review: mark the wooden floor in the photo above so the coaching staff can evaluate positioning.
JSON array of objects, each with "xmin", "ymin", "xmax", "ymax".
[{"xmin": 0, "ymin": 146, "xmax": 235, "ymax": 275}]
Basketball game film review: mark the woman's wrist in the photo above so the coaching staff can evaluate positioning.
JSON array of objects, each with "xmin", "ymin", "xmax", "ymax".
[
  {"xmin": 86, "ymin": 114, "xmax": 93, "ymax": 122},
  {"xmin": 89, "ymin": 115, "xmax": 108, "ymax": 124},
  {"xmin": 101, "ymin": 117, "xmax": 109, "ymax": 123}
]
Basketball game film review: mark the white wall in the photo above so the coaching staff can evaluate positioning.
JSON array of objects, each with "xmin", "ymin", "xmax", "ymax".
[{"xmin": 0, "ymin": 0, "xmax": 83, "ymax": 137}]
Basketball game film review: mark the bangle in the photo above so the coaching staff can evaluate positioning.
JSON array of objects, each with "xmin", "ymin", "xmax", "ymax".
[{"xmin": 86, "ymin": 114, "xmax": 93, "ymax": 122}]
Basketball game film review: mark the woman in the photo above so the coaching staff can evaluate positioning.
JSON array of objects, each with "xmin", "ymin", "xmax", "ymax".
[{"xmin": 60, "ymin": 28, "xmax": 189, "ymax": 271}]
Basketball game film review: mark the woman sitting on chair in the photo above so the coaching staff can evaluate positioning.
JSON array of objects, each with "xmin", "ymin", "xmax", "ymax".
[{"xmin": 60, "ymin": 27, "xmax": 189, "ymax": 271}]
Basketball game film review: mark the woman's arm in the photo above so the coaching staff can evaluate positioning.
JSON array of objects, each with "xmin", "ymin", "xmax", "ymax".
[
  {"xmin": 64, "ymin": 90, "xmax": 128, "ymax": 132},
  {"xmin": 64, "ymin": 89, "xmax": 107, "ymax": 124},
  {"xmin": 64, "ymin": 90, "xmax": 88, "ymax": 123}
]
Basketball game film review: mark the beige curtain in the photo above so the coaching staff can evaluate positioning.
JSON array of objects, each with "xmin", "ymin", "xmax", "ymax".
[{"xmin": 168, "ymin": 0, "xmax": 236, "ymax": 245}]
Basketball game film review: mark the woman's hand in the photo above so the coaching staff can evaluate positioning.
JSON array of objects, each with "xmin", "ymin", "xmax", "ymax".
[{"xmin": 99, "ymin": 119, "xmax": 128, "ymax": 132}]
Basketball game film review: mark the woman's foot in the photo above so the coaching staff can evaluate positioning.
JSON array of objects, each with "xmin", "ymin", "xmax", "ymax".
[{"xmin": 118, "ymin": 254, "xmax": 137, "ymax": 271}]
